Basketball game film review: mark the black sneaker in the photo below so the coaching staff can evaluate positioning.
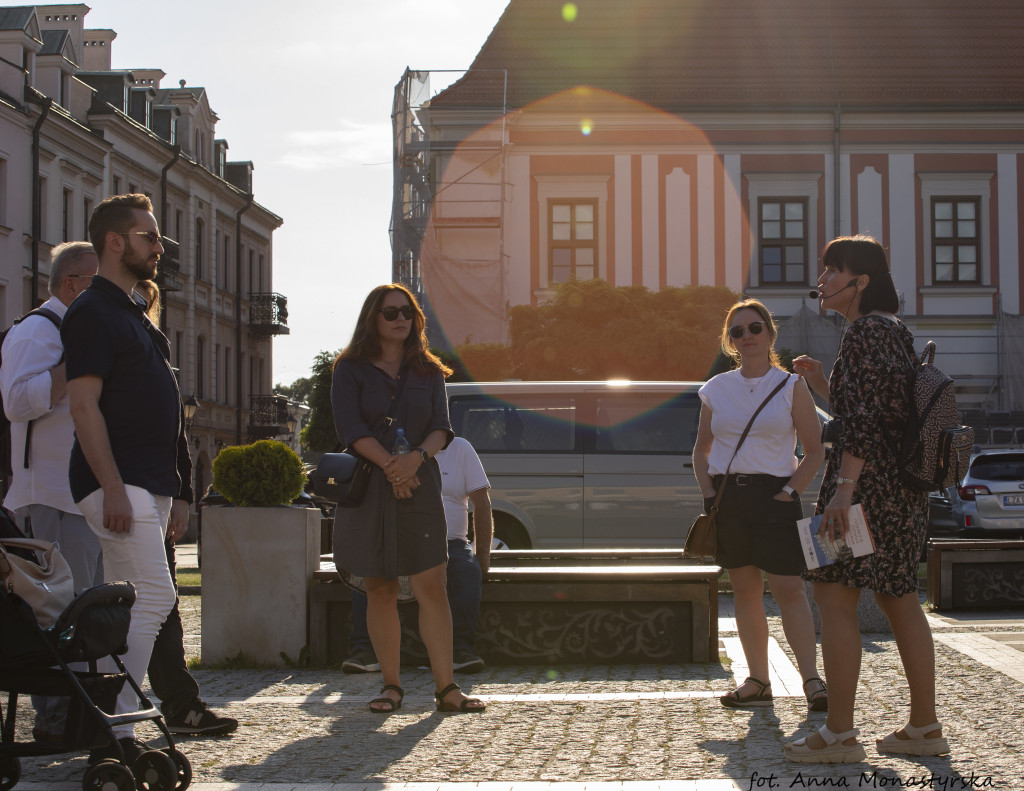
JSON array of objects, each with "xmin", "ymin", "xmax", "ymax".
[
  {"xmin": 453, "ymin": 654, "xmax": 484, "ymax": 673},
  {"xmin": 342, "ymin": 652, "xmax": 381, "ymax": 673},
  {"xmin": 165, "ymin": 700, "xmax": 238, "ymax": 735}
]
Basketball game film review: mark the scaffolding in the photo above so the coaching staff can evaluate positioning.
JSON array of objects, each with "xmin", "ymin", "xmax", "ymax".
[{"xmin": 390, "ymin": 68, "xmax": 509, "ymax": 350}]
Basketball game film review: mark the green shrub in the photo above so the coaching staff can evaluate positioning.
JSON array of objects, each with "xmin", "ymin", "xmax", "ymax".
[{"xmin": 211, "ymin": 440, "xmax": 307, "ymax": 507}]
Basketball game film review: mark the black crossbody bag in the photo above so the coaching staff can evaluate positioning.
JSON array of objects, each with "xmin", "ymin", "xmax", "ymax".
[{"xmin": 312, "ymin": 369, "xmax": 408, "ymax": 507}]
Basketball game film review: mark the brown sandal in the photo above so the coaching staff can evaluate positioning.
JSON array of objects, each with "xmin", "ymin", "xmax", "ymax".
[
  {"xmin": 434, "ymin": 682, "xmax": 486, "ymax": 713},
  {"xmin": 803, "ymin": 677, "xmax": 829, "ymax": 712},
  {"xmin": 368, "ymin": 684, "xmax": 404, "ymax": 713}
]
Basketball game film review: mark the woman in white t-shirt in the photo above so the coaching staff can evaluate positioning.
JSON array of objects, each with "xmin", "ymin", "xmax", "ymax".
[{"xmin": 693, "ymin": 299, "xmax": 827, "ymax": 711}]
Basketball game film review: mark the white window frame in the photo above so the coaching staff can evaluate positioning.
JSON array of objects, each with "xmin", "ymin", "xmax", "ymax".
[
  {"xmin": 745, "ymin": 173, "xmax": 820, "ymax": 289},
  {"xmin": 534, "ymin": 175, "xmax": 610, "ymax": 295},
  {"xmin": 918, "ymin": 172, "xmax": 992, "ymax": 288}
]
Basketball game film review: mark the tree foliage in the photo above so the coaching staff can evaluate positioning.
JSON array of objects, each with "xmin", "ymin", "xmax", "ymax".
[
  {"xmin": 299, "ymin": 350, "xmax": 340, "ymax": 454},
  {"xmin": 274, "ymin": 376, "xmax": 313, "ymax": 404},
  {"xmin": 452, "ymin": 279, "xmax": 740, "ymax": 381}
]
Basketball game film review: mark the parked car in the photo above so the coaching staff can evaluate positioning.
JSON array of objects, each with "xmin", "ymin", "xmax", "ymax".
[
  {"xmin": 446, "ymin": 380, "xmax": 826, "ymax": 549},
  {"xmin": 944, "ymin": 449, "xmax": 1024, "ymax": 538}
]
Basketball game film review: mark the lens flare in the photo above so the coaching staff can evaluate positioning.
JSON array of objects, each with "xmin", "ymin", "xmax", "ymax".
[
  {"xmin": 580, "ymin": 118, "xmax": 593, "ymax": 136},
  {"xmin": 562, "ymin": 3, "xmax": 578, "ymax": 23}
]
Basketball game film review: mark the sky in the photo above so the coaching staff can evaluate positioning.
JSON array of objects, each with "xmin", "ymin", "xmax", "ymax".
[{"xmin": 81, "ymin": 0, "xmax": 513, "ymax": 388}]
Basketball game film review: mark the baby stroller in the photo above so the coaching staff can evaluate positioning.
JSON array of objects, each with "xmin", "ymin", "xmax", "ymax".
[{"xmin": 1, "ymin": 539, "xmax": 191, "ymax": 790}]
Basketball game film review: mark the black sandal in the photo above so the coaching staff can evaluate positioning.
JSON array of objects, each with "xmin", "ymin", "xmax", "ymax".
[
  {"xmin": 803, "ymin": 677, "xmax": 829, "ymax": 712},
  {"xmin": 720, "ymin": 676, "xmax": 773, "ymax": 708},
  {"xmin": 368, "ymin": 684, "xmax": 404, "ymax": 713},
  {"xmin": 434, "ymin": 682, "xmax": 486, "ymax": 713}
]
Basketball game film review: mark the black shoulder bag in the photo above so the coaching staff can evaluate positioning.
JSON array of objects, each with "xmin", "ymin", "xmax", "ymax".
[
  {"xmin": 312, "ymin": 369, "xmax": 408, "ymax": 507},
  {"xmin": 684, "ymin": 373, "xmax": 791, "ymax": 561}
]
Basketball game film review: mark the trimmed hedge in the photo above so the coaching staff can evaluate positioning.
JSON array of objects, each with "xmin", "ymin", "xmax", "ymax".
[{"xmin": 211, "ymin": 440, "xmax": 306, "ymax": 508}]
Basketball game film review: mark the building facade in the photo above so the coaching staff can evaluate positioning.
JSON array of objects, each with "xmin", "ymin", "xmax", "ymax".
[
  {"xmin": 0, "ymin": 3, "xmax": 293, "ymax": 507},
  {"xmin": 393, "ymin": 0, "xmax": 1024, "ymax": 415}
]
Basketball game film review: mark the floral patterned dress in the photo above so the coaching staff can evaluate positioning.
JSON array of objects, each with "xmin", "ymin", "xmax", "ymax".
[{"xmin": 805, "ymin": 315, "xmax": 928, "ymax": 597}]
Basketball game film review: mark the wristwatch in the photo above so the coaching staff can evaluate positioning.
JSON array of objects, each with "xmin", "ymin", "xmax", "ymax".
[
  {"xmin": 781, "ymin": 485, "xmax": 799, "ymax": 500},
  {"xmin": 413, "ymin": 447, "xmax": 429, "ymax": 463}
]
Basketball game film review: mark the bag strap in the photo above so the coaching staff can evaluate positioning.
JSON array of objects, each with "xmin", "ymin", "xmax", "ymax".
[
  {"xmin": 709, "ymin": 371, "xmax": 791, "ymax": 513},
  {"xmin": 346, "ymin": 364, "xmax": 412, "ymax": 454}
]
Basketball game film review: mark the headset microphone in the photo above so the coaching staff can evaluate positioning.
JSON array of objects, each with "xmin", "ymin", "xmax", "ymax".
[{"xmin": 809, "ymin": 278, "xmax": 858, "ymax": 300}]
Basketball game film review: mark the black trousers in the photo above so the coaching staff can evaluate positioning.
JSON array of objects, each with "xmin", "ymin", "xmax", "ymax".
[{"xmin": 147, "ymin": 540, "xmax": 200, "ymax": 718}]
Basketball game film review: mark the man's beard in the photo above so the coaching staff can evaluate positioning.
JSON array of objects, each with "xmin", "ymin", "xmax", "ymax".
[{"xmin": 121, "ymin": 245, "xmax": 158, "ymax": 281}]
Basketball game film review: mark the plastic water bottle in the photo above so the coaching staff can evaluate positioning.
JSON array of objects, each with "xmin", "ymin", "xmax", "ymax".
[{"xmin": 392, "ymin": 427, "xmax": 411, "ymax": 455}]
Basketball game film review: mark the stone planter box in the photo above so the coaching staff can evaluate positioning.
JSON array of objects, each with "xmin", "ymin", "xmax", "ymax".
[{"xmin": 201, "ymin": 506, "xmax": 320, "ymax": 666}]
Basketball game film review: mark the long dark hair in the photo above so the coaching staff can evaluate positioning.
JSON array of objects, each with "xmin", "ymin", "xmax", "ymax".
[
  {"xmin": 821, "ymin": 235, "xmax": 900, "ymax": 314},
  {"xmin": 333, "ymin": 283, "xmax": 452, "ymax": 376}
]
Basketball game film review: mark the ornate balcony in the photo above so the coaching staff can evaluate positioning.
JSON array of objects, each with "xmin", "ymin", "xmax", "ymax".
[
  {"xmin": 249, "ymin": 292, "xmax": 289, "ymax": 337},
  {"xmin": 248, "ymin": 394, "xmax": 292, "ymax": 440},
  {"xmin": 155, "ymin": 237, "xmax": 184, "ymax": 293}
]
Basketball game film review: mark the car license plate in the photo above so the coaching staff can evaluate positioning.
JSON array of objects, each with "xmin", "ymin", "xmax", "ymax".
[{"xmin": 1004, "ymin": 494, "xmax": 1024, "ymax": 506}]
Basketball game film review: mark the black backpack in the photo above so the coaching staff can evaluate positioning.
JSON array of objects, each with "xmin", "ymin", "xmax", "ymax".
[{"xmin": 0, "ymin": 308, "xmax": 63, "ymax": 478}]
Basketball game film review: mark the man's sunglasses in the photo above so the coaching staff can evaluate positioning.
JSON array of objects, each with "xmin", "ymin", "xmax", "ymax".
[
  {"xmin": 379, "ymin": 305, "xmax": 415, "ymax": 321},
  {"xmin": 121, "ymin": 231, "xmax": 162, "ymax": 244},
  {"xmin": 728, "ymin": 321, "xmax": 765, "ymax": 339}
]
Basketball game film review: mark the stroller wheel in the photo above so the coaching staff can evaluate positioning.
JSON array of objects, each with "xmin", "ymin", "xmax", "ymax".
[
  {"xmin": 0, "ymin": 754, "xmax": 21, "ymax": 791},
  {"xmin": 132, "ymin": 750, "xmax": 177, "ymax": 791},
  {"xmin": 164, "ymin": 748, "xmax": 192, "ymax": 790},
  {"xmin": 82, "ymin": 759, "xmax": 134, "ymax": 791}
]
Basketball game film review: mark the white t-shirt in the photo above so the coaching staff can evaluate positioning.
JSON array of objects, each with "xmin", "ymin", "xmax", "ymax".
[
  {"xmin": 0, "ymin": 296, "xmax": 79, "ymax": 514},
  {"xmin": 698, "ymin": 367, "xmax": 799, "ymax": 478},
  {"xmin": 435, "ymin": 436, "xmax": 490, "ymax": 541}
]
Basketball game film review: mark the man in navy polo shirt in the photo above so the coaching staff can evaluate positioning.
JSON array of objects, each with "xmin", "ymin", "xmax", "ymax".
[{"xmin": 64, "ymin": 194, "xmax": 193, "ymax": 764}]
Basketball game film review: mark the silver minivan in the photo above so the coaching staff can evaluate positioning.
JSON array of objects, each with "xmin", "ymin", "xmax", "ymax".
[
  {"xmin": 447, "ymin": 380, "xmax": 823, "ymax": 549},
  {"xmin": 446, "ymin": 380, "xmax": 825, "ymax": 549}
]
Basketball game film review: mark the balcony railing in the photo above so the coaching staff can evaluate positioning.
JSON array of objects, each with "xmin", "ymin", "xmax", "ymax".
[
  {"xmin": 249, "ymin": 292, "xmax": 289, "ymax": 337},
  {"xmin": 248, "ymin": 394, "xmax": 290, "ymax": 440},
  {"xmin": 155, "ymin": 237, "xmax": 184, "ymax": 292}
]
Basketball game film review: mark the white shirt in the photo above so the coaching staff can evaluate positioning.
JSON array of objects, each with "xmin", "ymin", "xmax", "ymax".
[
  {"xmin": 0, "ymin": 295, "xmax": 79, "ymax": 514},
  {"xmin": 698, "ymin": 367, "xmax": 799, "ymax": 478},
  {"xmin": 435, "ymin": 436, "xmax": 490, "ymax": 541}
]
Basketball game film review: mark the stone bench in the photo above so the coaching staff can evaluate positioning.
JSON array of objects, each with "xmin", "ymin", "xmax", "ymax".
[
  {"xmin": 925, "ymin": 539, "xmax": 1024, "ymax": 611},
  {"xmin": 309, "ymin": 549, "xmax": 722, "ymax": 666}
]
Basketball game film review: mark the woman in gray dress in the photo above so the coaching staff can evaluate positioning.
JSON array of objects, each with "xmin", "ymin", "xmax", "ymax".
[{"xmin": 331, "ymin": 284, "xmax": 485, "ymax": 714}]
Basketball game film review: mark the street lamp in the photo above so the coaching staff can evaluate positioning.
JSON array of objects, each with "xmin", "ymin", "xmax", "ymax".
[
  {"xmin": 182, "ymin": 393, "xmax": 200, "ymax": 428},
  {"xmin": 284, "ymin": 413, "xmax": 298, "ymax": 436}
]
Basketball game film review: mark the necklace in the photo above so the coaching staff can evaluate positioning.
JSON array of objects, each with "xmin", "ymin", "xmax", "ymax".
[{"xmin": 740, "ymin": 369, "xmax": 772, "ymax": 393}]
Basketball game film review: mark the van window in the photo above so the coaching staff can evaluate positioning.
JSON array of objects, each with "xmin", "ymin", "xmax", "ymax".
[
  {"xmin": 594, "ymin": 393, "xmax": 700, "ymax": 453},
  {"xmin": 449, "ymin": 396, "xmax": 577, "ymax": 452}
]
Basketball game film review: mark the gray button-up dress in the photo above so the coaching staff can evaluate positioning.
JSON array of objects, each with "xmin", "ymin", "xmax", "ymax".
[{"xmin": 331, "ymin": 359, "xmax": 453, "ymax": 585}]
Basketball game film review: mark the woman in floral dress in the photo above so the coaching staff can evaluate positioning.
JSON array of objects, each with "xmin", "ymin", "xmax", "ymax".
[{"xmin": 786, "ymin": 235, "xmax": 948, "ymax": 763}]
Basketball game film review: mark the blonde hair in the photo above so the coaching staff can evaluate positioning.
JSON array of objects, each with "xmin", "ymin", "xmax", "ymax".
[
  {"xmin": 720, "ymin": 298, "xmax": 781, "ymax": 368},
  {"xmin": 134, "ymin": 279, "xmax": 161, "ymax": 324}
]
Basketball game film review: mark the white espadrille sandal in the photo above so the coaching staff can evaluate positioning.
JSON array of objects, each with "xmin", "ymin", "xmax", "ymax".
[
  {"xmin": 784, "ymin": 724, "xmax": 867, "ymax": 763},
  {"xmin": 876, "ymin": 722, "xmax": 949, "ymax": 756}
]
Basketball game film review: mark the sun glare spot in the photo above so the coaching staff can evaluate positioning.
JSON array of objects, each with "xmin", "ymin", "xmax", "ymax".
[
  {"xmin": 562, "ymin": 3, "xmax": 578, "ymax": 22},
  {"xmin": 580, "ymin": 118, "xmax": 593, "ymax": 136}
]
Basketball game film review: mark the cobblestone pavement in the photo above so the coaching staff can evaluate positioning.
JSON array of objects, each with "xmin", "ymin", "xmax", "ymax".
[{"xmin": 10, "ymin": 546, "xmax": 1024, "ymax": 790}]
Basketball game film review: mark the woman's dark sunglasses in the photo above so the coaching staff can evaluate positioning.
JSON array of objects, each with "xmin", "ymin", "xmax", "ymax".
[
  {"xmin": 379, "ymin": 305, "xmax": 415, "ymax": 321},
  {"xmin": 728, "ymin": 321, "xmax": 765, "ymax": 339}
]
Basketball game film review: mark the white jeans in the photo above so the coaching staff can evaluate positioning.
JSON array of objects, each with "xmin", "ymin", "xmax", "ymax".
[{"xmin": 79, "ymin": 485, "xmax": 176, "ymax": 739}]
